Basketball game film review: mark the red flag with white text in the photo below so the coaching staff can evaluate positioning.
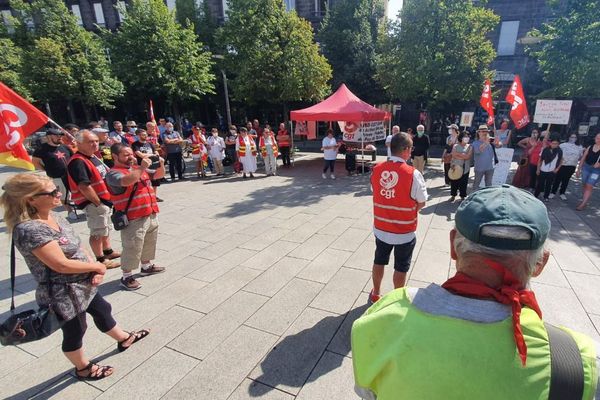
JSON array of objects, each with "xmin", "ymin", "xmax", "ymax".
[
  {"xmin": 148, "ymin": 100, "xmax": 160, "ymax": 137},
  {"xmin": 479, "ymin": 79, "xmax": 495, "ymax": 126},
  {"xmin": 505, "ymin": 75, "xmax": 530, "ymax": 129},
  {"xmin": 0, "ymin": 82, "xmax": 49, "ymax": 170}
]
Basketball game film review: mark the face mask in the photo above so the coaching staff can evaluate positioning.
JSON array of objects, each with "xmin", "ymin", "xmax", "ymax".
[
  {"xmin": 417, "ymin": 131, "xmax": 424, "ymax": 137},
  {"xmin": 448, "ymin": 129, "xmax": 454, "ymax": 135},
  {"xmin": 462, "ymin": 137, "xmax": 470, "ymax": 144},
  {"xmin": 129, "ymin": 128, "xmax": 136, "ymax": 134},
  {"xmin": 569, "ymin": 137, "xmax": 577, "ymax": 143}
]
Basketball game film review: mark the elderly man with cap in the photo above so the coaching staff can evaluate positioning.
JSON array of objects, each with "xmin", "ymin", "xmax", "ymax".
[
  {"xmin": 411, "ymin": 124, "xmax": 430, "ymax": 174},
  {"xmin": 352, "ymin": 185, "xmax": 598, "ymax": 400},
  {"xmin": 31, "ymin": 127, "xmax": 77, "ymax": 221}
]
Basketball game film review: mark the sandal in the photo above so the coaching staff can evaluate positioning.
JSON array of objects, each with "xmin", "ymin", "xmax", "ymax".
[
  {"xmin": 75, "ymin": 362, "xmax": 113, "ymax": 381},
  {"xmin": 117, "ymin": 329, "xmax": 150, "ymax": 352}
]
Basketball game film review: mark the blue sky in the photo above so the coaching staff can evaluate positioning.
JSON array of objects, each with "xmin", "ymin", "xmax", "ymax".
[{"xmin": 388, "ymin": 0, "xmax": 403, "ymax": 20}]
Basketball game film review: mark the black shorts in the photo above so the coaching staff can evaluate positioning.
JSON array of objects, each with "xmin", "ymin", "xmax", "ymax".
[{"xmin": 374, "ymin": 237, "xmax": 416, "ymax": 273}]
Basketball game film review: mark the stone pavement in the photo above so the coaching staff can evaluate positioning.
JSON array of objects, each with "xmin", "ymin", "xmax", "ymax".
[{"xmin": 0, "ymin": 153, "xmax": 599, "ymax": 399}]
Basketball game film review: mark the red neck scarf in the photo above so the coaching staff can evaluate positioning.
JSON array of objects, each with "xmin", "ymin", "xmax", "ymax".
[{"xmin": 442, "ymin": 260, "xmax": 542, "ymax": 366}]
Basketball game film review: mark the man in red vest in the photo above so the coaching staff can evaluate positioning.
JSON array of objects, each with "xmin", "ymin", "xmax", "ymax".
[
  {"xmin": 67, "ymin": 130, "xmax": 121, "ymax": 269},
  {"xmin": 277, "ymin": 122, "xmax": 291, "ymax": 167},
  {"xmin": 369, "ymin": 132, "xmax": 428, "ymax": 303},
  {"xmin": 105, "ymin": 143, "xmax": 166, "ymax": 290}
]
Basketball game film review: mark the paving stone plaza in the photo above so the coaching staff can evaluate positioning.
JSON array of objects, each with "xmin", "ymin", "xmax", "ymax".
[{"xmin": 0, "ymin": 153, "xmax": 599, "ymax": 399}]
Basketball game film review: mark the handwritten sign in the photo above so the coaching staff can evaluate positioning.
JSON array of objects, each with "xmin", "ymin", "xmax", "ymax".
[
  {"xmin": 339, "ymin": 121, "xmax": 386, "ymax": 142},
  {"xmin": 479, "ymin": 148, "xmax": 514, "ymax": 188},
  {"xmin": 533, "ymin": 100, "xmax": 573, "ymax": 125}
]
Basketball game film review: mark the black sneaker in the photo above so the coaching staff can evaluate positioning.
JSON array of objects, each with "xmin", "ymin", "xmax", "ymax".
[
  {"xmin": 120, "ymin": 276, "xmax": 142, "ymax": 290},
  {"xmin": 140, "ymin": 264, "xmax": 166, "ymax": 276}
]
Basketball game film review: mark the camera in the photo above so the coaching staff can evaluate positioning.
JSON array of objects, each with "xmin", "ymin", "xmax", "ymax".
[{"xmin": 148, "ymin": 155, "xmax": 161, "ymax": 170}]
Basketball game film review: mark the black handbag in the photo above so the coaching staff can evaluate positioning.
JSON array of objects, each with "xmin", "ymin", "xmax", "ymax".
[
  {"xmin": 111, "ymin": 183, "xmax": 138, "ymax": 231},
  {"xmin": 222, "ymin": 155, "xmax": 233, "ymax": 166},
  {"xmin": 0, "ymin": 240, "xmax": 64, "ymax": 346}
]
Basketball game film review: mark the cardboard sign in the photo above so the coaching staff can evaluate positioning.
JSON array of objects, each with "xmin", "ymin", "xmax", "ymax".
[
  {"xmin": 460, "ymin": 112, "xmax": 474, "ymax": 127},
  {"xmin": 579, "ymin": 124, "xmax": 590, "ymax": 136},
  {"xmin": 533, "ymin": 100, "xmax": 573, "ymax": 125},
  {"xmin": 339, "ymin": 121, "xmax": 386, "ymax": 142},
  {"xmin": 479, "ymin": 148, "xmax": 514, "ymax": 188}
]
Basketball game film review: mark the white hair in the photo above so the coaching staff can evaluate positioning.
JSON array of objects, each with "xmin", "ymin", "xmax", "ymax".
[
  {"xmin": 417, "ymin": 124, "xmax": 425, "ymax": 130},
  {"xmin": 453, "ymin": 227, "xmax": 545, "ymax": 284},
  {"xmin": 392, "ymin": 125, "xmax": 400, "ymax": 133},
  {"xmin": 73, "ymin": 129, "xmax": 95, "ymax": 144}
]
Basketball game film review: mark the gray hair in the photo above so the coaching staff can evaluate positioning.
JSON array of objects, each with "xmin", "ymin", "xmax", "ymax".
[
  {"xmin": 453, "ymin": 227, "xmax": 545, "ymax": 284},
  {"xmin": 73, "ymin": 130, "xmax": 88, "ymax": 143}
]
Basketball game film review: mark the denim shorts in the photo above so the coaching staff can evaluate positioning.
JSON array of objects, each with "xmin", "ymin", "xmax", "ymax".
[
  {"xmin": 374, "ymin": 237, "xmax": 416, "ymax": 273},
  {"xmin": 582, "ymin": 163, "xmax": 600, "ymax": 187}
]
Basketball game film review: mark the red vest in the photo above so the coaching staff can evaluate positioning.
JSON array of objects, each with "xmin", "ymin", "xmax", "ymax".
[
  {"xmin": 108, "ymin": 166, "xmax": 159, "ymax": 221},
  {"xmin": 259, "ymin": 134, "xmax": 279, "ymax": 157},
  {"xmin": 371, "ymin": 161, "xmax": 418, "ymax": 234},
  {"xmin": 277, "ymin": 130, "xmax": 290, "ymax": 147},
  {"xmin": 67, "ymin": 153, "xmax": 111, "ymax": 206},
  {"xmin": 238, "ymin": 135, "xmax": 257, "ymax": 157}
]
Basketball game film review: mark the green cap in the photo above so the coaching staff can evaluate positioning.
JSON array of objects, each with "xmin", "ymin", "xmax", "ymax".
[{"xmin": 455, "ymin": 185, "xmax": 550, "ymax": 250}]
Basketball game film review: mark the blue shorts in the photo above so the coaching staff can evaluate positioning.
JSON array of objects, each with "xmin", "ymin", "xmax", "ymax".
[
  {"xmin": 582, "ymin": 163, "xmax": 600, "ymax": 187},
  {"xmin": 374, "ymin": 237, "xmax": 416, "ymax": 273}
]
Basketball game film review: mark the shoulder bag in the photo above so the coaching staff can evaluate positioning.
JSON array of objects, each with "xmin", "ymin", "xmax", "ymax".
[
  {"xmin": 0, "ymin": 239, "xmax": 64, "ymax": 346},
  {"xmin": 111, "ymin": 183, "xmax": 138, "ymax": 231}
]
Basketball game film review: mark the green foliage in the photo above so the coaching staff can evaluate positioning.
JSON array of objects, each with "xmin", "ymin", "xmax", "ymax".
[
  {"xmin": 107, "ymin": 0, "xmax": 215, "ymax": 104},
  {"xmin": 218, "ymin": 0, "xmax": 331, "ymax": 106},
  {"xmin": 10, "ymin": 0, "xmax": 123, "ymax": 108},
  {"xmin": 376, "ymin": 0, "xmax": 498, "ymax": 111},
  {"xmin": 0, "ymin": 37, "xmax": 31, "ymax": 99},
  {"xmin": 528, "ymin": 0, "xmax": 600, "ymax": 97},
  {"xmin": 318, "ymin": 0, "xmax": 386, "ymax": 104},
  {"xmin": 175, "ymin": 0, "xmax": 198, "ymax": 28}
]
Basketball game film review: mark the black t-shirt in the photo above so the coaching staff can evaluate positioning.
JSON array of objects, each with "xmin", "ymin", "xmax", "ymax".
[
  {"xmin": 131, "ymin": 141, "xmax": 156, "ymax": 165},
  {"xmin": 98, "ymin": 142, "xmax": 114, "ymax": 168},
  {"xmin": 32, "ymin": 143, "xmax": 73, "ymax": 178},
  {"xmin": 67, "ymin": 153, "xmax": 111, "ymax": 208},
  {"xmin": 412, "ymin": 135, "xmax": 431, "ymax": 157}
]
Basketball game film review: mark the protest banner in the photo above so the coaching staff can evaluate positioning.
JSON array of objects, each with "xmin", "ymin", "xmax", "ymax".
[
  {"xmin": 339, "ymin": 121, "xmax": 386, "ymax": 142},
  {"xmin": 460, "ymin": 112, "xmax": 474, "ymax": 127},
  {"xmin": 533, "ymin": 100, "xmax": 573, "ymax": 125},
  {"xmin": 479, "ymin": 148, "xmax": 514, "ymax": 188}
]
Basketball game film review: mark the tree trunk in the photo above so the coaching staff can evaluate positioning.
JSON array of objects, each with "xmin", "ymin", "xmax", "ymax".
[
  {"xmin": 283, "ymin": 102, "xmax": 289, "ymax": 124},
  {"xmin": 172, "ymin": 101, "xmax": 181, "ymax": 132},
  {"xmin": 44, "ymin": 102, "xmax": 52, "ymax": 119},
  {"xmin": 67, "ymin": 99, "xmax": 77, "ymax": 123},
  {"xmin": 82, "ymin": 101, "xmax": 92, "ymax": 122}
]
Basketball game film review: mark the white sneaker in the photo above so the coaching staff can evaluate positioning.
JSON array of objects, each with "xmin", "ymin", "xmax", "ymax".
[
  {"xmin": 330, "ymin": 174, "xmax": 336, "ymax": 180},
  {"xmin": 560, "ymin": 194, "xmax": 567, "ymax": 201},
  {"xmin": 548, "ymin": 193, "xmax": 555, "ymax": 199},
  {"xmin": 322, "ymin": 173, "xmax": 327, "ymax": 179},
  {"xmin": 67, "ymin": 211, "xmax": 78, "ymax": 221}
]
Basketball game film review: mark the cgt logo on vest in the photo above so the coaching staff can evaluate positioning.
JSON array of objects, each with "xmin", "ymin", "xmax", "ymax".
[{"xmin": 379, "ymin": 170, "xmax": 399, "ymax": 199}]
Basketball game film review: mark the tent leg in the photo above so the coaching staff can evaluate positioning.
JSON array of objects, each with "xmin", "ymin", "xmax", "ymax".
[{"xmin": 290, "ymin": 120, "xmax": 294, "ymax": 167}]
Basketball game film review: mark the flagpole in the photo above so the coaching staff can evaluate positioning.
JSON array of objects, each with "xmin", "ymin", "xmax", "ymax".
[{"xmin": 48, "ymin": 118, "xmax": 75, "ymax": 142}]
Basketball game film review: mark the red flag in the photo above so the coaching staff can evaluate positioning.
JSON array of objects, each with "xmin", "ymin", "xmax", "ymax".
[
  {"xmin": 505, "ymin": 75, "xmax": 530, "ymax": 129},
  {"xmin": 0, "ymin": 82, "xmax": 49, "ymax": 170},
  {"xmin": 148, "ymin": 100, "xmax": 160, "ymax": 137},
  {"xmin": 479, "ymin": 79, "xmax": 495, "ymax": 126}
]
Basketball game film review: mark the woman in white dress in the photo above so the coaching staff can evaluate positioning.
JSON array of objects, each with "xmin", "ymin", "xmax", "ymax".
[{"xmin": 236, "ymin": 127, "xmax": 257, "ymax": 178}]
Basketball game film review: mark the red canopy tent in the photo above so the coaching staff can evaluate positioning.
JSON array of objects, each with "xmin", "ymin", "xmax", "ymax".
[
  {"xmin": 290, "ymin": 83, "xmax": 390, "ymax": 122},
  {"xmin": 289, "ymin": 84, "xmax": 391, "ymax": 170}
]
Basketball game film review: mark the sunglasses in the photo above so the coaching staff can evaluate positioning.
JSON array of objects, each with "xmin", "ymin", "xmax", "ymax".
[{"xmin": 33, "ymin": 188, "xmax": 61, "ymax": 198}]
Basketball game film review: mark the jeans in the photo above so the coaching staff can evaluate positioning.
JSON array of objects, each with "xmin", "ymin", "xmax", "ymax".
[
  {"xmin": 323, "ymin": 159, "xmax": 335, "ymax": 173},
  {"xmin": 443, "ymin": 163, "xmax": 451, "ymax": 185},
  {"xmin": 167, "ymin": 152, "xmax": 184, "ymax": 179},
  {"xmin": 473, "ymin": 169, "xmax": 494, "ymax": 190},
  {"xmin": 535, "ymin": 171, "xmax": 555, "ymax": 199},
  {"xmin": 551, "ymin": 165, "xmax": 576, "ymax": 195},
  {"xmin": 280, "ymin": 146, "xmax": 291, "ymax": 166}
]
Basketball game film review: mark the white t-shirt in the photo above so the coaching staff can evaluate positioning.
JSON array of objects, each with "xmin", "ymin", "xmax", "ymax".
[
  {"xmin": 385, "ymin": 135, "xmax": 393, "ymax": 158},
  {"xmin": 559, "ymin": 142, "xmax": 583, "ymax": 166},
  {"xmin": 373, "ymin": 156, "xmax": 428, "ymax": 245},
  {"xmin": 208, "ymin": 136, "xmax": 225, "ymax": 159},
  {"xmin": 322, "ymin": 137, "xmax": 338, "ymax": 160}
]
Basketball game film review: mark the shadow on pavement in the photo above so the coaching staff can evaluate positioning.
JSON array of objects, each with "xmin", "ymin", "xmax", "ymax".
[{"xmin": 249, "ymin": 303, "xmax": 369, "ymax": 397}]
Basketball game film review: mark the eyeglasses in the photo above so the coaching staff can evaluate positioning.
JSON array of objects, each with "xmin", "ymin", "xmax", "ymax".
[{"xmin": 33, "ymin": 188, "xmax": 61, "ymax": 198}]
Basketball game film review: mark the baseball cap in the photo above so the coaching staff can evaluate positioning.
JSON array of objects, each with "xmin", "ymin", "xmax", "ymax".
[
  {"xmin": 455, "ymin": 185, "xmax": 550, "ymax": 250},
  {"xmin": 92, "ymin": 127, "xmax": 109, "ymax": 134},
  {"xmin": 46, "ymin": 128, "xmax": 64, "ymax": 136},
  {"xmin": 447, "ymin": 124, "xmax": 459, "ymax": 130}
]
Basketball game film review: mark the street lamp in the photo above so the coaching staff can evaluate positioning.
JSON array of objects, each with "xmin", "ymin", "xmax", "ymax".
[{"xmin": 212, "ymin": 54, "xmax": 231, "ymax": 127}]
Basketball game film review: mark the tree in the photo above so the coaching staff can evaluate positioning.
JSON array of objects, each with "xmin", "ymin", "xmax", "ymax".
[
  {"xmin": 376, "ymin": 0, "xmax": 498, "ymax": 111},
  {"xmin": 175, "ymin": 0, "xmax": 198, "ymax": 28},
  {"xmin": 318, "ymin": 0, "xmax": 386, "ymax": 104},
  {"xmin": 527, "ymin": 0, "xmax": 600, "ymax": 97},
  {"xmin": 0, "ymin": 36, "xmax": 31, "ymax": 99},
  {"xmin": 218, "ymin": 0, "xmax": 331, "ymax": 110},
  {"xmin": 107, "ymin": 0, "xmax": 215, "ymax": 115},
  {"xmin": 10, "ymin": 0, "xmax": 123, "ymax": 120}
]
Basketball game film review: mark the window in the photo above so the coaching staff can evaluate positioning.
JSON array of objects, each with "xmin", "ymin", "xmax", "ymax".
[
  {"xmin": 166, "ymin": 0, "xmax": 176, "ymax": 11},
  {"xmin": 314, "ymin": 0, "xmax": 327, "ymax": 16},
  {"xmin": 222, "ymin": 0, "xmax": 228, "ymax": 20},
  {"xmin": 93, "ymin": 3, "xmax": 105, "ymax": 25},
  {"xmin": 116, "ymin": 1, "xmax": 126, "ymax": 22},
  {"xmin": 284, "ymin": 0, "xmax": 295, "ymax": 11},
  {"xmin": 1, "ymin": 10, "xmax": 14, "ymax": 33},
  {"xmin": 71, "ymin": 4, "xmax": 83, "ymax": 26},
  {"xmin": 497, "ymin": 21, "xmax": 520, "ymax": 56}
]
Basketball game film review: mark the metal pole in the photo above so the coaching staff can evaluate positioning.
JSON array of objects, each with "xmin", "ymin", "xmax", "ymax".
[
  {"xmin": 289, "ymin": 120, "xmax": 294, "ymax": 167},
  {"xmin": 221, "ymin": 69, "xmax": 232, "ymax": 127}
]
